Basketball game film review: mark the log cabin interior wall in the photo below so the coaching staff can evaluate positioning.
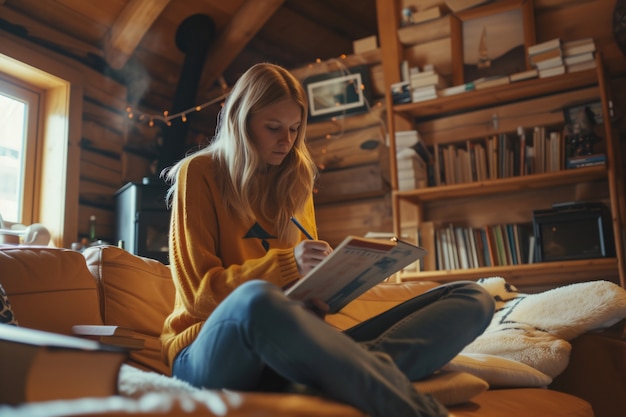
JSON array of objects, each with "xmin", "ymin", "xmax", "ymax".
[{"xmin": 0, "ymin": 0, "xmax": 624, "ymax": 251}]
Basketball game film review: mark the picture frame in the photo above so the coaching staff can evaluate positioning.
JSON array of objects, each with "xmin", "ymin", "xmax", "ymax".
[
  {"xmin": 563, "ymin": 100, "xmax": 604, "ymax": 127},
  {"xmin": 450, "ymin": 0, "xmax": 535, "ymax": 85},
  {"xmin": 303, "ymin": 65, "xmax": 372, "ymax": 123}
]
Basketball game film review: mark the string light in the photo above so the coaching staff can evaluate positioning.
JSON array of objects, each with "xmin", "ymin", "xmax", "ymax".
[
  {"xmin": 125, "ymin": 92, "xmax": 229, "ymax": 127},
  {"xmin": 124, "ymin": 53, "xmax": 383, "ymax": 140}
]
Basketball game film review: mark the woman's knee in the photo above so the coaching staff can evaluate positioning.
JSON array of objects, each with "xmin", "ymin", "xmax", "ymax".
[
  {"xmin": 442, "ymin": 281, "xmax": 494, "ymax": 327},
  {"xmin": 457, "ymin": 281, "xmax": 494, "ymax": 327},
  {"xmin": 232, "ymin": 280, "xmax": 288, "ymax": 319}
]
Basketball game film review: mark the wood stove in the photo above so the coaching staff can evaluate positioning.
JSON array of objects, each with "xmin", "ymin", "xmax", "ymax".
[{"xmin": 115, "ymin": 181, "xmax": 170, "ymax": 264}]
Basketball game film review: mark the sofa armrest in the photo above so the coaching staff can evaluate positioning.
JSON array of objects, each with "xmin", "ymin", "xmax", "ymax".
[
  {"xmin": 0, "ymin": 246, "xmax": 103, "ymax": 335},
  {"xmin": 550, "ymin": 319, "xmax": 626, "ymax": 417}
]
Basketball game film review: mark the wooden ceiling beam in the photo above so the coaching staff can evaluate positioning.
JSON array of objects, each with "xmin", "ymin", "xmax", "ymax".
[
  {"xmin": 104, "ymin": 0, "xmax": 172, "ymax": 70},
  {"xmin": 197, "ymin": 0, "xmax": 285, "ymax": 93}
]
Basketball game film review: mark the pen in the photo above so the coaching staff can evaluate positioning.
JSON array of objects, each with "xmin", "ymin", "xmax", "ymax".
[{"xmin": 290, "ymin": 217, "xmax": 314, "ymax": 240}]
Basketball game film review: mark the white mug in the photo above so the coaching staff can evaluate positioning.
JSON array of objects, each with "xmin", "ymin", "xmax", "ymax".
[{"xmin": 23, "ymin": 224, "xmax": 51, "ymax": 246}]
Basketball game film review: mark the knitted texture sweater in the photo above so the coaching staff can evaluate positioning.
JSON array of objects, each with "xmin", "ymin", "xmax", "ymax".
[{"xmin": 160, "ymin": 154, "xmax": 317, "ymax": 366}]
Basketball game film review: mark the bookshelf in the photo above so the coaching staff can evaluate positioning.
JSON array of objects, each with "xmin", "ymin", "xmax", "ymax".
[{"xmin": 375, "ymin": 0, "xmax": 624, "ymax": 291}]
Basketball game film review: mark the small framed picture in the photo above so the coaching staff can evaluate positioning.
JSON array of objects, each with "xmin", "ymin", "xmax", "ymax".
[
  {"xmin": 450, "ymin": 0, "xmax": 535, "ymax": 85},
  {"xmin": 303, "ymin": 65, "xmax": 372, "ymax": 123},
  {"xmin": 563, "ymin": 100, "xmax": 604, "ymax": 126}
]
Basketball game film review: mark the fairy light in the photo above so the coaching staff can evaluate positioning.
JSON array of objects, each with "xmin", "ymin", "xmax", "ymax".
[
  {"xmin": 124, "ymin": 53, "xmax": 383, "ymax": 133},
  {"xmin": 125, "ymin": 92, "xmax": 229, "ymax": 127}
]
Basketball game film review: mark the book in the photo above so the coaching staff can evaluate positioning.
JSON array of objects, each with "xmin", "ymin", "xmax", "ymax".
[
  {"xmin": 533, "ymin": 55, "xmax": 564, "ymax": 70},
  {"xmin": 474, "ymin": 75, "xmax": 510, "ymax": 90},
  {"xmin": 0, "ymin": 325, "xmax": 127, "ymax": 405},
  {"xmin": 562, "ymin": 38, "xmax": 595, "ymax": 56},
  {"xmin": 409, "ymin": 72, "xmax": 448, "ymax": 90},
  {"xmin": 528, "ymin": 38, "xmax": 561, "ymax": 56},
  {"xmin": 509, "ymin": 68, "xmax": 538, "ymax": 83},
  {"xmin": 566, "ymin": 153, "xmax": 606, "ymax": 169},
  {"xmin": 529, "ymin": 48, "xmax": 562, "ymax": 66},
  {"xmin": 563, "ymin": 52, "xmax": 594, "ymax": 66},
  {"xmin": 539, "ymin": 65, "xmax": 566, "ymax": 78},
  {"xmin": 72, "ymin": 324, "xmax": 146, "ymax": 350},
  {"xmin": 440, "ymin": 82, "xmax": 475, "ymax": 96},
  {"xmin": 566, "ymin": 59, "xmax": 596, "ymax": 73},
  {"xmin": 285, "ymin": 236, "xmax": 427, "ymax": 313},
  {"xmin": 72, "ymin": 324, "xmax": 137, "ymax": 337}
]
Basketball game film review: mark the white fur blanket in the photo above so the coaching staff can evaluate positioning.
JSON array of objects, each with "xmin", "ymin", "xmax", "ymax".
[{"xmin": 462, "ymin": 277, "xmax": 626, "ymax": 378}]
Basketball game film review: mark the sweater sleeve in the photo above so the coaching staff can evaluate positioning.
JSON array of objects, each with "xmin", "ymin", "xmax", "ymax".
[{"xmin": 168, "ymin": 156, "xmax": 302, "ymax": 319}]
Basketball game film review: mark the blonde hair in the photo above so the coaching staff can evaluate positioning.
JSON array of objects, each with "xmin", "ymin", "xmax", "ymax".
[{"xmin": 164, "ymin": 63, "xmax": 317, "ymax": 242}]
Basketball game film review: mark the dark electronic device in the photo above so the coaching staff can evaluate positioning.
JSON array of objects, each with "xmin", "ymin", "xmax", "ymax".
[{"xmin": 532, "ymin": 202, "xmax": 614, "ymax": 262}]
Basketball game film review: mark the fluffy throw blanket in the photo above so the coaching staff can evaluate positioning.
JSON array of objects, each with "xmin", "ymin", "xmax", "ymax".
[{"xmin": 462, "ymin": 277, "xmax": 626, "ymax": 378}]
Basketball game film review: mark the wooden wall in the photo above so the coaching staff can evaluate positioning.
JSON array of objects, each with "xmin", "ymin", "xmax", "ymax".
[
  {"xmin": 2, "ymin": 0, "xmax": 625, "ymax": 249},
  {"xmin": 298, "ymin": 0, "xmax": 626, "ymax": 246}
]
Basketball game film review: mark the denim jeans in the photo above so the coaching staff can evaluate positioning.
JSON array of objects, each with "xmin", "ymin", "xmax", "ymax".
[{"xmin": 173, "ymin": 280, "xmax": 494, "ymax": 417}]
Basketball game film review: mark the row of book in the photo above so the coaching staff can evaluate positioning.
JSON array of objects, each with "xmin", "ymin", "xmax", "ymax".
[
  {"xmin": 433, "ymin": 126, "xmax": 563, "ymax": 186},
  {"xmin": 391, "ymin": 123, "xmax": 606, "ymax": 190},
  {"xmin": 430, "ymin": 223, "xmax": 536, "ymax": 271}
]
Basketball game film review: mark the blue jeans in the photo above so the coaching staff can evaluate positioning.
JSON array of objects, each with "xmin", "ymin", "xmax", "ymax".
[{"xmin": 173, "ymin": 280, "xmax": 494, "ymax": 417}]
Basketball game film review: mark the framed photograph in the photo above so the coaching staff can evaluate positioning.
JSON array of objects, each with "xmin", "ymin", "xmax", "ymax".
[
  {"xmin": 303, "ymin": 65, "xmax": 372, "ymax": 123},
  {"xmin": 563, "ymin": 100, "xmax": 604, "ymax": 126},
  {"xmin": 451, "ymin": 0, "xmax": 535, "ymax": 85}
]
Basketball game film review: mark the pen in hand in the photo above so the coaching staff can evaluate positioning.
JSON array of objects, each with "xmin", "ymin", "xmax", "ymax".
[{"xmin": 290, "ymin": 217, "xmax": 314, "ymax": 240}]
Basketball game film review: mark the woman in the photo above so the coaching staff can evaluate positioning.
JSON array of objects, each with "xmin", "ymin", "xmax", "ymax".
[{"xmin": 161, "ymin": 62, "xmax": 494, "ymax": 417}]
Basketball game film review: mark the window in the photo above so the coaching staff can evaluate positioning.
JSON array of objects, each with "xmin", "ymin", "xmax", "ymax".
[
  {"xmin": 0, "ymin": 39, "xmax": 83, "ymax": 248},
  {"xmin": 0, "ymin": 76, "xmax": 40, "ymax": 225}
]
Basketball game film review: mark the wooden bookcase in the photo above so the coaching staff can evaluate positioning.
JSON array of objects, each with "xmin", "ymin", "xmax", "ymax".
[{"xmin": 375, "ymin": 0, "xmax": 625, "ymax": 291}]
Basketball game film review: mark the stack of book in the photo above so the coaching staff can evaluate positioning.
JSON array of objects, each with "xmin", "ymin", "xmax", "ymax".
[
  {"xmin": 562, "ymin": 37, "xmax": 596, "ymax": 73},
  {"xmin": 72, "ymin": 324, "xmax": 145, "ymax": 350},
  {"xmin": 388, "ymin": 130, "xmax": 431, "ymax": 190},
  {"xmin": 566, "ymin": 153, "xmax": 606, "ymax": 169},
  {"xmin": 408, "ymin": 65, "xmax": 448, "ymax": 103},
  {"xmin": 396, "ymin": 149, "xmax": 428, "ymax": 190},
  {"xmin": 528, "ymin": 38, "xmax": 565, "ymax": 78},
  {"xmin": 390, "ymin": 81, "xmax": 411, "ymax": 104}
]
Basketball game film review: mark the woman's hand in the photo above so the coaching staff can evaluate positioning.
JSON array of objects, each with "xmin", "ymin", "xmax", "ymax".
[
  {"xmin": 305, "ymin": 298, "xmax": 330, "ymax": 320},
  {"xmin": 293, "ymin": 239, "xmax": 333, "ymax": 276}
]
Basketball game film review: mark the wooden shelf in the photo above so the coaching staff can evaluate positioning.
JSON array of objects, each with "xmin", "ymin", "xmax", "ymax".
[
  {"xmin": 401, "ymin": 258, "xmax": 620, "ymax": 290},
  {"xmin": 393, "ymin": 69, "xmax": 598, "ymax": 118},
  {"xmin": 394, "ymin": 165, "xmax": 607, "ymax": 203}
]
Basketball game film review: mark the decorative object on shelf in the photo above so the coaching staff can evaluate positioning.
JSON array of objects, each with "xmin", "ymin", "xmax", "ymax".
[
  {"xmin": 451, "ymin": 0, "xmax": 535, "ymax": 85},
  {"xmin": 563, "ymin": 101, "xmax": 603, "ymax": 162},
  {"xmin": 614, "ymin": 0, "xmax": 626, "ymax": 57},
  {"xmin": 302, "ymin": 65, "xmax": 373, "ymax": 123}
]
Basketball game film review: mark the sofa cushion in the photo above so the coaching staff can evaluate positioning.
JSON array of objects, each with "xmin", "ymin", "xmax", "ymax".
[
  {"xmin": 442, "ymin": 353, "xmax": 552, "ymax": 388},
  {"xmin": 0, "ymin": 247, "xmax": 103, "ymax": 334},
  {"xmin": 0, "ymin": 283, "xmax": 18, "ymax": 325},
  {"xmin": 83, "ymin": 245, "xmax": 175, "ymax": 375},
  {"xmin": 326, "ymin": 281, "xmax": 440, "ymax": 330}
]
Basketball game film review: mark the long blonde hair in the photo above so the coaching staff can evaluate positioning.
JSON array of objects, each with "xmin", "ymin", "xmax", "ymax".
[{"xmin": 164, "ymin": 63, "xmax": 317, "ymax": 242}]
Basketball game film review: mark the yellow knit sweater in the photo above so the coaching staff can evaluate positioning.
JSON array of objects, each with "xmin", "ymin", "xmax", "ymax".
[{"xmin": 160, "ymin": 154, "xmax": 317, "ymax": 366}]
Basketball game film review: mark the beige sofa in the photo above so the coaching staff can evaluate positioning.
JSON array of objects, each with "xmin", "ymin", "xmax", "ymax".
[{"xmin": 0, "ymin": 244, "xmax": 622, "ymax": 417}]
